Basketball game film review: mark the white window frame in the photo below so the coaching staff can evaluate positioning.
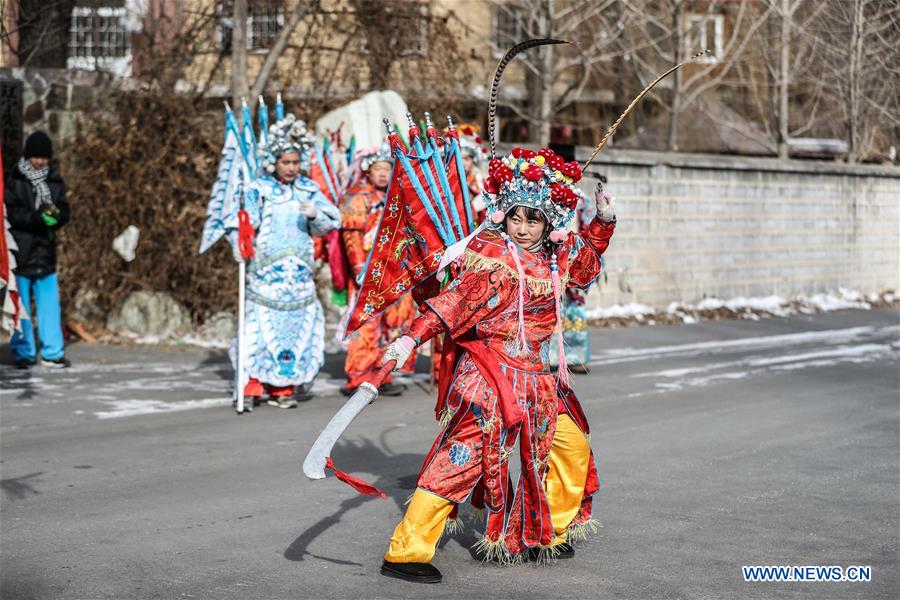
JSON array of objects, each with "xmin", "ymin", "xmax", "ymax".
[
  {"xmin": 686, "ymin": 14, "xmax": 724, "ymax": 64},
  {"xmin": 216, "ymin": 2, "xmax": 286, "ymax": 53},
  {"xmin": 400, "ymin": 2, "xmax": 429, "ymax": 58},
  {"xmin": 67, "ymin": 5, "xmax": 132, "ymax": 76},
  {"xmin": 247, "ymin": 3, "xmax": 285, "ymax": 53}
]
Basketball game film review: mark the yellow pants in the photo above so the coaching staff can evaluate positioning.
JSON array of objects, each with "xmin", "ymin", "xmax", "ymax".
[{"xmin": 384, "ymin": 414, "xmax": 591, "ymax": 563}]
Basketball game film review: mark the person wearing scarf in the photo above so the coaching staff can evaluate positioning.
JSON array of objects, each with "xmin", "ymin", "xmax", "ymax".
[
  {"xmin": 4, "ymin": 131, "xmax": 71, "ymax": 369},
  {"xmin": 377, "ymin": 146, "xmax": 616, "ymax": 583}
]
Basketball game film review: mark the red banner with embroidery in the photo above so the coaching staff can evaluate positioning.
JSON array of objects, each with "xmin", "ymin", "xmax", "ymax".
[{"xmin": 344, "ymin": 130, "xmax": 460, "ymax": 336}]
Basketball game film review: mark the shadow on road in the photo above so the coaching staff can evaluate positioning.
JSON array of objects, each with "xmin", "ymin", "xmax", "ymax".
[
  {"xmin": 196, "ymin": 350, "xmax": 234, "ymax": 382},
  {"xmin": 0, "ymin": 344, "xmax": 39, "ymax": 401},
  {"xmin": 284, "ymin": 428, "xmax": 426, "ymax": 565},
  {"xmin": 0, "ymin": 471, "xmax": 45, "ymax": 500}
]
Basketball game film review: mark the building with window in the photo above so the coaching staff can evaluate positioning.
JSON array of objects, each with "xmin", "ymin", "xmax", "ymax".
[
  {"xmin": 1, "ymin": 1, "xmax": 787, "ymax": 156},
  {"xmin": 67, "ymin": 4, "xmax": 133, "ymax": 76}
]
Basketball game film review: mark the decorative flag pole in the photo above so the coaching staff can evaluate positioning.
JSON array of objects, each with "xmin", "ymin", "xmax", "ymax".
[
  {"xmin": 236, "ymin": 236, "xmax": 247, "ymax": 414},
  {"xmin": 235, "ymin": 129, "xmax": 256, "ymax": 414},
  {"xmin": 224, "ymin": 101, "xmax": 257, "ymax": 414},
  {"xmin": 275, "ymin": 91, "xmax": 285, "ymax": 121}
]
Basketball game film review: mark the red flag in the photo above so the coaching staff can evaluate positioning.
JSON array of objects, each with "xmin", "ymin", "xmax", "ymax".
[
  {"xmin": 443, "ymin": 128, "xmax": 475, "ymax": 237},
  {"xmin": 237, "ymin": 209, "xmax": 255, "ymax": 260},
  {"xmin": 0, "ymin": 148, "xmax": 7, "ymax": 281},
  {"xmin": 344, "ymin": 129, "xmax": 458, "ymax": 336},
  {"xmin": 308, "ymin": 149, "xmax": 339, "ymax": 205},
  {"xmin": 1, "ymin": 146, "xmax": 23, "ymax": 331}
]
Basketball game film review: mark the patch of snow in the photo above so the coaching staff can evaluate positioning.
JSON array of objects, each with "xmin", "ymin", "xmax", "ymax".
[
  {"xmin": 586, "ymin": 302, "xmax": 656, "ymax": 320},
  {"xmin": 591, "ymin": 289, "xmax": 895, "ymax": 327},
  {"xmin": 94, "ymin": 397, "xmax": 231, "ymax": 419},
  {"xmin": 801, "ymin": 288, "xmax": 871, "ymax": 311},
  {"xmin": 177, "ymin": 334, "xmax": 230, "ymax": 349},
  {"xmin": 591, "ymin": 325, "xmax": 893, "ymax": 364}
]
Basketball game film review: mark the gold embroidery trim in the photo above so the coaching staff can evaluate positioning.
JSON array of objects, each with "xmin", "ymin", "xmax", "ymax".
[{"xmin": 462, "ymin": 249, "xmax": 568, "ymax": 297}]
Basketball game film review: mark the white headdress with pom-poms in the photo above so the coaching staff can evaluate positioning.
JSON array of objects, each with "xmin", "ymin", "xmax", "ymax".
[{"xmin": 257, "ymin": 114, "xmax": 316, "ymax": 175}]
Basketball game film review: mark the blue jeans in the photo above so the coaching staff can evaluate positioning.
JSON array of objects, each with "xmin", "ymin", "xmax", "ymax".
[{"xmin": 10, "ymin": 273, "xmax": 65, "ymax": 361}]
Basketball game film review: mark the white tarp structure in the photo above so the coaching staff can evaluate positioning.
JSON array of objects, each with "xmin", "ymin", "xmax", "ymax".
[{"xmin": 315, "ymin": 90, "xmax": 409, "ymax": 149}]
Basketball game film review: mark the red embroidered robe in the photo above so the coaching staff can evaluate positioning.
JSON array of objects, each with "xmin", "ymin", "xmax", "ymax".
[
  {"xmin": 341, "ymin": 179, "xmax": 417, "ymax": 384},
  {"xmin": 408, "ymin": 217, "xmax": 615, "ymax": 556}
]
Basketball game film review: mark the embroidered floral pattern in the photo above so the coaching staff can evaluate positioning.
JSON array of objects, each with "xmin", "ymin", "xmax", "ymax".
[{"xmin": 448, "ymin": 443, "xmax": 472, "ymax": 467}]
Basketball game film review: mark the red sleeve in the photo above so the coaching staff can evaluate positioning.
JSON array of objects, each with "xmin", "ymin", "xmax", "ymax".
[
  {"xmin": 341, "ymin": 229, "xmax": 367, "ymax": 277},
  {"xmin": 340, "ymin": 189, "xmax": 369, "ymax": 276},
  {"xmin": 566, "ymin": 216, "xmax": 616, "ymax": 289},
  {"xmin": 408, "ymin": 308, "xmax": 445, "ymax": 345},
  {"xmin": 423, "ymin": 263, "xmax": 515, "ymax": 340}
]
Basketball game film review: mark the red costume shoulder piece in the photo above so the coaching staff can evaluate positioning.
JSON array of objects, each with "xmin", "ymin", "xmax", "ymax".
[
  {"xmin": 422, "ymin": 230, "xmax": 517, "ymax": 342},
  {"xmin": 460, "ymin": 229, "xmax": 559, "ymax": 297}
]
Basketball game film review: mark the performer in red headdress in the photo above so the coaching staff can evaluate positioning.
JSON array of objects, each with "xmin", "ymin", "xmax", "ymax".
[
  {"xmin": 340, "ymin": 145, "xmax": 416, "ymax": 397},
  {"xmin": 379, "ymin": 143, "xmax": 616, "ymax": 583},
  {"xmin": 307, "ymin": 37, "xmax": 700, "ymax": 585}
]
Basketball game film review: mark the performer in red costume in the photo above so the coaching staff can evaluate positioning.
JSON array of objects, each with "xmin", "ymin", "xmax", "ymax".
[
  {"xmin": 378, "ymin": 145, "xmax": 616, "ymax": 583},
  {"xmin": 340, "ymin": 146, "xmax": 416, "ymax": 396}
]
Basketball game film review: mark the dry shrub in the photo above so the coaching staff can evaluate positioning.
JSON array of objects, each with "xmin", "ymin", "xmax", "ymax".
[{"xmin": 58, "ymin": 92, "xmax": 237, "ymax": 327}]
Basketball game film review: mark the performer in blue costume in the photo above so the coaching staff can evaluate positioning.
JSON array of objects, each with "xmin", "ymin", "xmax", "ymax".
[{"xmin": 225, "ymin": 114, "xmax": 341, "ymax": 409}]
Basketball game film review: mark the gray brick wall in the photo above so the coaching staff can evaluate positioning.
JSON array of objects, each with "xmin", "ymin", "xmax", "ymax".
[{"xmin": 575, "ymin": 149, "xmax": 900, "ymax": 310}]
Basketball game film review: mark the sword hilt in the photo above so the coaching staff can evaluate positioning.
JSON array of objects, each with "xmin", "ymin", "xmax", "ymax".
[
  {"xmin": 302, "ymin": 359, "xmax": 398, "ymax": 481},
  {"xmin": 363, "ymin": 360, "xmax": 397, "ymax": 398}
]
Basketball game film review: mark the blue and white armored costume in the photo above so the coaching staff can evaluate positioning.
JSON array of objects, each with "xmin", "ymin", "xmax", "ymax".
[
  {"xmin": 200, "ymin": 101, "xmax": 340, "ymax": 397},
  {"xmin": 227, "ymin": 174, "xmax": 340, "ymax": 387}
]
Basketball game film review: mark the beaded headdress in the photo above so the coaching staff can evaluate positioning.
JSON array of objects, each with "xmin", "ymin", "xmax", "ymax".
[
  {"xmin": 356, "ymin": 143, "xmax": 394, "ymax": 172},
  {"xmin": 258, "ymin": 114, "xmax": 315, "ymax": 175},
  {"xmin": 483, "ymin": 145, "xmax": 582, "ymax": 243},
  {"xmin": 455, "ymin": 124, "xmax": 488, "ymax": 166}
]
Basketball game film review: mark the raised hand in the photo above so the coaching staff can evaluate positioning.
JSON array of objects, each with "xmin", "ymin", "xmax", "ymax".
[{"xmin": 594, "ymin": 183, "xmax": 616, "ymax": 222}]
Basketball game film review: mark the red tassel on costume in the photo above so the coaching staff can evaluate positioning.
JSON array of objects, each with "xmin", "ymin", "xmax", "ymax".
[
  {"xmin": 237, "ymin": 209, "xmax": 255, "ymax": 260},
  {"xmin": 324, "ymin": 457, "xmax": 387, "ymax": 499}
]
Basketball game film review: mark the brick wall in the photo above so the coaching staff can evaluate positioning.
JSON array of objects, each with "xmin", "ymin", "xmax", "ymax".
[{"xmin": 575, "ymin": 149, "xmax": 900, "ymax": 310}]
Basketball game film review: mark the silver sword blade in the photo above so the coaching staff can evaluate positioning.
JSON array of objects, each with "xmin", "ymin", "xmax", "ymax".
[{"xmin": 302, "ymin": 382, "xmax": 379, "ymax": 480}]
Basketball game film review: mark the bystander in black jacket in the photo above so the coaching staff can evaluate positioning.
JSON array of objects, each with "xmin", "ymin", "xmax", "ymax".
[{"xmin": 4, "ymin": 164, "xmax": 70, "ymax": 278}]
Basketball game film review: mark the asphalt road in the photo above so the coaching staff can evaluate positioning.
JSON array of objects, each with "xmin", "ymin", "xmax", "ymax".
[{"xmin": 1, "ymin": 309, "xmax": 898, "ymax": 600}]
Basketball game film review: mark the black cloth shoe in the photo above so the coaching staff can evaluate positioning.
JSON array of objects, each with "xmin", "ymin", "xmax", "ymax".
[
  {"xmin": 378, "ymin": 383, "xmax": 406, "ymax": 397},
  {"xmin": 528, "ymin": 543, "xmax": 575, "ymax": 562},
  {"xmin": 380, "ymin": 560, "xmax": 442, "ymax": 584},
  {"xmin": 339, "ymin": 385, "xmax": 356, "ymax": 397},
  {"xmin": 14, "ymin": 358, "xmax": 36, "ymax": 370},
  {"xmin": 39, "ymin": 356, "xmax": 71, "ymax": 369}
]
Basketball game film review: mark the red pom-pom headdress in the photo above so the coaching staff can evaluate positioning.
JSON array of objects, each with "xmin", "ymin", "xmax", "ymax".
[{"xmin": 482, "ymin": 145, "xmax": 581, "ymax": 242}]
